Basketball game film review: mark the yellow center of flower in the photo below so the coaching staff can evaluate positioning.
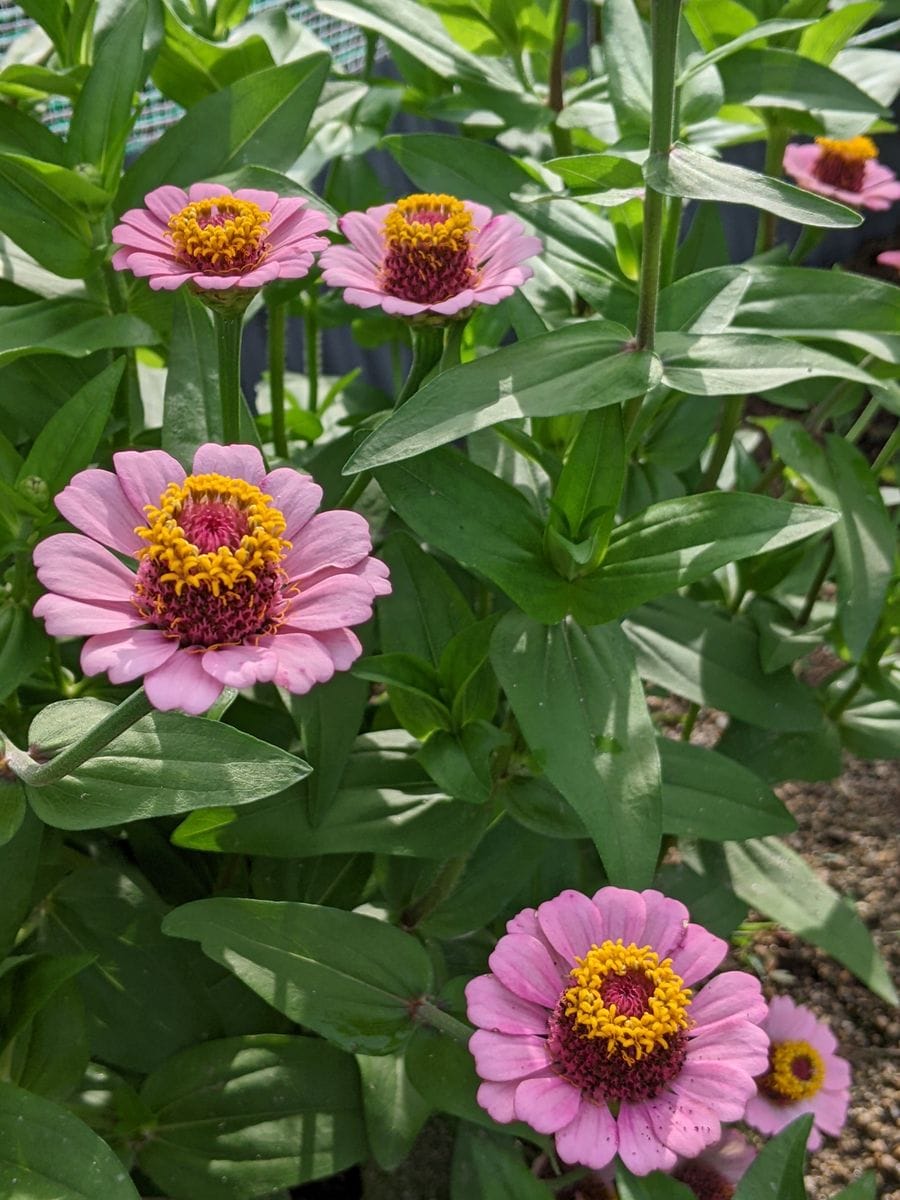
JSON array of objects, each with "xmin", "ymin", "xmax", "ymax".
[
  {"xmin": 383, "ymin": 193, "xmax": 474, "ymax": 252},
  {"xmin": 135, "ymin": 473, "xmax": 289, "ymax": 597},
  {"xmin": 763, "ymin": 1039, "xmax": 825, "ymax": 1103},
  {"xmin": 814, "ymin": 136, "xmax": 878, "ymax": 163},
  {"xmin": 167, "ymin": 196, "xmax": 271, "ymax": 272},
  {"xmin": 564, "ymin": 940, "xmax": 692, "ymax": 1062}
]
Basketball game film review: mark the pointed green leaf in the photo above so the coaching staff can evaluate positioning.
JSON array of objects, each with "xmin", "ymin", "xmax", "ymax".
[{"xmin": 733, "ymin": 1115, "xmax": 812, "ymax": 1200}]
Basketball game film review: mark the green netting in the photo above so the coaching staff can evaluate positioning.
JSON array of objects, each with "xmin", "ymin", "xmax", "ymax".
[{"xmin": 0, "ymin": 0, "xmax": 365, "ymax": 149}]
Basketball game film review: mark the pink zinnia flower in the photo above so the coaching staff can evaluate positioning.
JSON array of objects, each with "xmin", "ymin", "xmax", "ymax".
[
  {"xmin": 673, "ymin": 1129, "xmax": 756, "ymax": 1199},
  {"xmin": 33, "ymin": 444, "xmax": 390, "ymax": 714},
  {"xmin": 318, "ymin": 192, "xmax": 542, "ymax": 318},
  {"xmin": 744, "ymin": 995, "xmax": 851, "ymax": 1151},
  {"xmin": 783, "ymin": 137, "xmax": 900, "ymax": 211},
  {"xmin": 877, "ymin": 250, "xmax": 900, "ymax": 271},
  {"xmin": 111, "ymin": 183, "xmax": 330, "ymax": 292},
  {"xmin": 465, "ymin": 887, "xmax": 769, "ymax": 1177}
]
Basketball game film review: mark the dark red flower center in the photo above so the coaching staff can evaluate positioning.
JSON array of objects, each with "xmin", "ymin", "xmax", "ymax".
[
  {"xmin": 674, "ymin": 1162, "xmax": 734, "ymax": 1200},
  {"xmin": 811, "ymin": 136, "xmax": 877, "ymax": 193},
  {"xmin": 381, "ymin": 192, "xmax": 477, "ymax": 305}
]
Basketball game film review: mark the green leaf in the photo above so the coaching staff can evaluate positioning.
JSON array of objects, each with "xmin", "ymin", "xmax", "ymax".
[
  {"xmin": 0, "ymin": 103, "xmax": 66, "ymax": 164},
  {"xmin": 544, "ymin": 152, "xmax": 645, "ymax": 192},
  {"xmin": 602, "ymin": 0, "xmax": 651, "ymax": 132},
  {"xmin": 0, "ymin": 607, "xmax": 49, "ymax": 703},
  {"xmin": 0, "ymin": 297, "xmax": 155, "ymax": 370},
  {"xmin": 549, "ymin": 404, "xmax": 625, "ymax": 572},
  {"xmin": 659, "ymin": 739, "xmax": 795, "ymax": 839},
  {"xmin": 357, "ymin": 1052, "xmax": 430, "ymax": 1172},
  {"xmin": 0, "ymin": 1081, "xmax": 140, "ymax": 1199},
  {"xmin": 717, "ymin": 718, "xmax": 843, "ymax": 783},
  {"xmin": 616, "ymin": 1166, "xmax": 695, "ymax": 1200},
  {"xmin": 798, "ymin": 3, "xmax": 881, "ymax": 64},
  {"xmin": 625, "ymin": 597, "xmax": 822, "ymax": 731},
  {"xmin": 490, "ymin": 613, "xmax": 662, "ymax": 888},
  {"xmin": 655, "ymin": 856, "xmax": 748, "ymax": 940},
  {"xmin": 25, "ymin": 698, "xmax": 309, "ymax": 830},
  {"xmin": 587, "ymin": 491, "xmax": 839, "ymax": 622},
  {"xmin": 832, "ymin": 1173, "xmax": 878, "ymax": 1200},
  {"xmin": 452, "ymin": 1126, "xmax": 553, "ymax": 1199},
  {"xmin": 288, "ymin": 668, "xmax": 369, "ymax": 826},
  {"xmin": 379, "ymin": 532, "xmax": 474, "ymax": 666},
  {"xmin": 657, "ymin": 332, "xmax": 875, "ymax": 394},
  {"xmin": 355, "ymin": 653, "xmax": 452, "ymax": 734},
  {"xmin": 733, "ymin": 1114, "xmax": 812, "ymax": 1200},
  {"xmin": 723, "ymin": 839, "xmax": 898, "ymax": 1005},
  {"xmin": 138, "ymin": 1035, "xmax": 366, "ymax": 1200},
  {"xmin": 417, "ymin": 724, "xmax": 506, "ymax": 805},
  {"xmin": 838, "ymin": 690, "xmax": 900, "ymax": 760},
  {"xmin": 0, "ymin": 776, "xmax": 26, "ymax": 847},
  {"xmin": 16, "ymin": 358, "xmax": 123, "ymax": 499},
  {"xmin": 0, "ymin": 808, "xmax": 42, "ymax": 957},
  {"xmin": 678, "ymin": 18, "xmax": 816, "ymax": 81},
  {"xmin": 163, "ymin": 899, "xmax": 434, "ymax": 1053},
  {"xmin": 151, "ymin": 5, "xmax": 274, "ymax": 109},
  {"xmin": 718, "ymin": 46, "xmax": 886, "ymax": 113},
  {"xmin": 119, "ymin": 53, "xmax": 329, "ymax": 211},
  {"xmin": 645, "ymin": 142, "xmax": 862, "ymax": 228},
  {"xmin": 657, "ymin": 265, "xmax": 750, "ymax": 333},
  {"xmin": 347, "ymin": 323, "xmax": 660, "ymax": 472},
  {"xmin": 66, "ymin": 0, "xmax": 146, "ymax": 190},
  {"xmin": 7, "ymin": 975, "xmax": 88, "ymax": 1100},
  {"xmin": 0, "ymin": 952, "xmax": 93, "ymax": 1052}
]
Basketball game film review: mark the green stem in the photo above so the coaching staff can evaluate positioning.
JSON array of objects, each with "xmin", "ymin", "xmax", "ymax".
[
  {"xmin": 659, "ymin": 195, "xmax": 683, "ymax": 289},
  {"xmin": 439, "ymin": 320, "xmax": 466, "ymax": 374},
  {"xmin": 496, "ymin": 422, "xmax": 562, "ymax": 483},
  {"xmin": 635, "ymin": 0, "xmax": 682, "ymax": 353},
  {"xmin": 548, "ymin": 0, "xmax": 573, "ymax": 157},
  {"xmin": 681, "ymin": 701, "xmax": 700, "ymax": 742},
  {"xmin": 751, "ymin": 457, "xmax": 784, "ymax": 495},
  {"xmin": 796, "ymin": 542, "xmax": 834, "ymax": 627},
  {"xmin": 414, "ymin": 1000, "xmax": 473, "ymax": 1045},
  {"xmin": 871, "ymin": 420, "xmax": 900, "ymax": 475},
  {"xmin": 789, "ymin": 225, "xmax": 824, "ymax": 265},
  {"xmin": 304, "ymin": 293, "xmax": 320, "ymax": 414},
  {"xmin": 215, "ymin": 312, "xmax": 244, "ymax": 444},
  {"xmin": 267, "ymin": 301, "xmax": 288, "ymax": 459},
  {"xmin": 699, "ymin": 395, "xmax": 743, "ymax": 490},
  {"xmin": 103, "ymin": 263, "xmax": 142, "ymax": 440},
  {"xmin": 402, "ymin": 855, "xmax": 469, "ymax": 930},
  {"xmin": 337, "ymin": 471, "xmax": 371, "ymax": 510},
  {"xmin": 754, "ymin": 122, "xmax": 789, "ymax": 255},
  {"xmin": 846, "ymin": 398, "xmax": 880, "ymax": 445},
  {"xmin": 827, "ymin": 673, "xmax": 863, "ymax": 720},
  {"xmin": 396, "ymin": 325, "xmax": 444, "ymax": 406},
  {"xmin": 20, "ymin": 688, "xmax": 154, "ymax": 787}
]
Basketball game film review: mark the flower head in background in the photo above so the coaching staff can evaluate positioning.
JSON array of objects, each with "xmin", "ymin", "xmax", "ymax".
[
  {"xmin": 783, "ymin": 137, "xmax": 900, "ymax": 211},
  {"xmin": 319, "ymin": 192, "xmax": 541, "ymax": 318},
  {"xmin": 877, "ymin": 250, "xmax": 900, "ymax": 272},
  {"xmin": 112, "ymin": 183, "xmax": 330, "ymax": 293},
  {"xmin": 465, "ymin": 887, "xmax": 769, "ymax": 1177},
  {"xmin": 744, "ymin": 995, "xmax": 851, "ymax": 1150},
  {"xmin": 673, "ymin": 1129, "xmax": 757, "ymax": 1199},
  {"xmin": 33, "ymin": 445, "xmax": 390, "ymax": 714}
]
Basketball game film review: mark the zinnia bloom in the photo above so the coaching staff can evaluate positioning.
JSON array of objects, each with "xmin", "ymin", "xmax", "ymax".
[
  {"xmin": 112, "ymin": 183, "xmax": 330, "ymax": 292},
  {"xmin": 33, "ymin": 444, "xmax": 390, "ymax": 714},
  {"xmin": 673, "ymin": 1129, "xmax": 756, "ymax": 1199},
  {"xmin": 783, "ymin": 137, "xmax": 900, "ymax": 211},
  {"xmin": 318, "ymin": 192, "xmax": 541, "ymax": 317},
  {"xmin": 465, "ymin": 887, "xmax": 769, "ymax": 1176},
  {"xmin": 877, "ymin": 250, "xmax": 900, "ymax": 271},
  {"xmin": 744, "ymin": 994, "xmax": 851, "ymax": 1150}
]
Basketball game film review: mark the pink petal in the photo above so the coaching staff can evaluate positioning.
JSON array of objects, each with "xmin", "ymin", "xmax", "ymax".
[
  {"xmin": 506, "ymin": 907, "xmax": 541, "ymax": 937},
  {"xmin": 141, "ymin": 185, "xmax": 188, "ymax": 223},
  {"xmin": 34, "ymin": 593, "xmax": 143, "ymax": 636},
  {"xmin": 55, "ymin": 468, "xmax": 144, "ymax": 555},
  {"xmin": 380, "ymin": 294, "xmax": 430, "ymax": 317},
  {"xmin": 514, "ymin": 1075, "xmax": 581, "ymax": 1133},
  {"xmin": 233, "ymin": 187, "xmax": 279, "ymax": 210},
  {"xmin": 261, "ymin": 467, "xmax": 323, "ymax": 537},
  {"xmin": 466, "ymin": 974, "xmax": 549, "ymax": 1036},
  {"xmin": 554, "ymin": 1101, "xmax": 618, "ymax": 1170},
  {"xmin": 488, "ymin": 932, "xmax": 565, "ymax": 1008},
  {"xmin": 814, "ymin": 1086, "xmax": 849, "ymax": 1136},
  {"xmin": 744, "ymin": 1092, "xmax": 798, "ymax": 1137},
  {"xmin": 689, "ymin": 973, "xmax": 767, "ymax": 1035},
  {"xmin": 783, "ymin": 143, "xmax": 821, "ymax": 179},
  {"xmin": 669, "ymin": 924, "xmax": 727, "ymax": 985},
  {"xmin": 639, "ymin": 890, "xmax": 691, "ymax": 961},
  {"xmin": 642, "ymin": 1092, "xmax": 719, "ymax": 1159},
  {"xmin": 311, "ymin": 627, "xmax": 363, "ymax": 671},
  {"xmin": 80, "ymin": 628, "xmax": 178, "ymax": 683},
  {"xmin": 33, "ymin": 533, "xmax": 135, "ymax": 602},
  {"xmin": 468, "ymin": 1030, "xmax": 550, "ymax": 1082},
  {"xmin": 190, "ymin": 273, "xmax": 243, "ymax": 289},
  {"xmin": 118, "ymin": 251, "xmax": 181, "ymax": 278},
  {"xmin": 616, "ymin": 1102, "xmax": 678, "ymax": 1175},
  {"xmin": 264, "ymin": 196, "xmax": 307, "ymax": 239},
  {"xmin": 536, "ymin": 890, "xmax": 605, "ymax": 963},
  {"xmin": 673, "ymin": 1060, "xmax": 761, "ymax": 1123},
  {"xmin": 284, "ymin": 575, "xmax": 377, "ymax": 632},
  {"xmin": 198, "ymin": 644, "xmax": 280, "ymax": 688},
  {"xmin": 591, "ymin": 886, "xmax": 647, "ymax": 946},
  {"xmin": 144, "ymin": 650, "xmax": 223, "ymax": 713},
  {"xmin": 430, "ymin": 289, "xmax": 476, "ymax": 315},
  {"xmin": 115, "ymin": 208, "xmax": 171, "ymax": 240},
  {"xmin": 284, "ymin": 510, "xmax": 373, "ymax": 580},
  {"xmin": 877, "ymin": 249, "xmax": 900, "ymax": 270},
  {"xmin": 340, "ymin": 286, "xmax": 388, "ymax": 310},
  {"xmin": 191, "ymin": 443, "xmax": 266, "ymax": 485},
  {"xmin": 823, "ymin": 1056, "xmax": 851, "ymax": 1091},
  {"xmin": 687, "ymin": 1022, "xmax": 770, "ymax": 1077},
  {"xmin": 337, "ymin": 210, "xmax": 386, "ymax": 266},
  {"xmin": 187, "ymin": 181, "xmax": 230, "ymax": 203},
  {"xmin": 764, "ymin": 994, "xmax": 809, "ymax": 1040},
  {"xmin": 237, "ymin": 263, "xmax": 285, "ymax": 288},
  {"xmin": 466, "ymin": 201, "xmax": 494, "ymax": 230},
  {"xmin": 269, "ymin": 631, "xmax": 337, "ymax": 693},
  {"xmin": 113, "ymin": 449, "xmax": 185, "ymax": 512},
  {"xmin": 111, "ymin": 224, "xmax": 173, "ymax": 254},
  {"xmin": 147, "ymin": 269, "xmax": 197, "ymax": 291},
  {"xmin": 476, "ymin": 1080, "xmax": 518, "ymax": 1124}
]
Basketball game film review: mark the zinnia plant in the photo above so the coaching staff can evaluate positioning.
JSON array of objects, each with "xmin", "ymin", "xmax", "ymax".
[
  {"xmin": 32, "ymin": 444, "xmax": 389, "ymax": 713},
  {"xmin": 465, "ymin": 887, "xmax": 769, "ymax": 1175}
]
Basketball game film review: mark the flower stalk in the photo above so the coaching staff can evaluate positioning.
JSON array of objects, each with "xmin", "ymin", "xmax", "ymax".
[
  {"xmin": 215, "ymin": 311, "xmax": 245, "ymax": 444},
  {"xmin": 267, "ymin": 300, "xmax": 288, "ymax": 459},
  {"xmin": 396, "ymin": 324, "xmax": 445, "ymax": 406}
]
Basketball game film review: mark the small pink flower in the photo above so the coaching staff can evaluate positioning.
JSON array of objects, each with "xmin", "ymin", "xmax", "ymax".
[
  {"xmin": 744, "ymin": 995, "xmax": 851, "ymax": 1151},
  {"xmin": 877, "ymin": 250, "xmax": 900, "ymax": 271},
  {"xmin": 783, "ymin": 137, "xmax": 900, "ymax": 211},
  {"xmin": 112, "ymin": 183, "xmax": 330, "ymax": 292},
  {"xmin": 319, "ymin": 191, "xmax": 542, "ymax": 318},
  {"xmin": 33, "ymin": 444, "xmax": 390, "ymax": 714},
  {"xmin": 673, "ymin": 1129, "xmax": 756, "ymax": 1199},
  {"xmin": 465, "ymin": 887, "xmax": 769, "ymax": 1177}
]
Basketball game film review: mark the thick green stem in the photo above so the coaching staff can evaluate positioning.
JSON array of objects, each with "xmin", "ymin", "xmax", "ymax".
[
  {"xmin": 700, "ymin": 395, "xmax": 744, "ymax": 490},
  {"xmin": 396, "ymin": 325, "xmax": 444, "ymax": 406},
  {"xmin": 754, "ymin": 122, "xmax": 790, "ymax": 255},
  {"xmin": 215, "ymin": 312, "xmax": 244, "ymax": 444},
  {"xmin": 634, "ymin": 0, "xmax": 682, "ymax": 353},
  {"xmin": 414, "ymin": 1000, "xmax": 473, "ymax": 1045},
  {"xmin": 267, "ymin": 301, "xmax": 288, "ymax": 458},
  {"xmin": 304, "ymin": 293, "xmax": 320, "ymax": 414},
  {"xmin": 871, "ymin": 420, "xmax": 900, "ymax": 475},
  {"xmin": 402, "ymin": 855, "xmax": 469, "ymax": 930},
  {"xmin": 20, "ymin": 689, "xmax": 154, "ymax": 787}
]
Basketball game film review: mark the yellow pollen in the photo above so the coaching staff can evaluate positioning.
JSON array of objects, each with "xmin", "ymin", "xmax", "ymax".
[
  {"xmin": 814, "ymin": 136, "xmax": 878, "ymax": 163},
  {"xmin": 764, "ymin": 1040, "xmax": 826, "ymax": 1103},
  {"xmin": 383, "ymin": 193, "xmax": 474, "ymax": 253},
  {"xmin": 167, "ymin": 196, "xmax": 270, "ymax": 270},
  {"xmin": 135, "ymin": 473, "xmax": 289, "ymax": 597},
  {"xmin": 564, "ymin": 940, "xmax": 692, "ymax": 1062}
]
